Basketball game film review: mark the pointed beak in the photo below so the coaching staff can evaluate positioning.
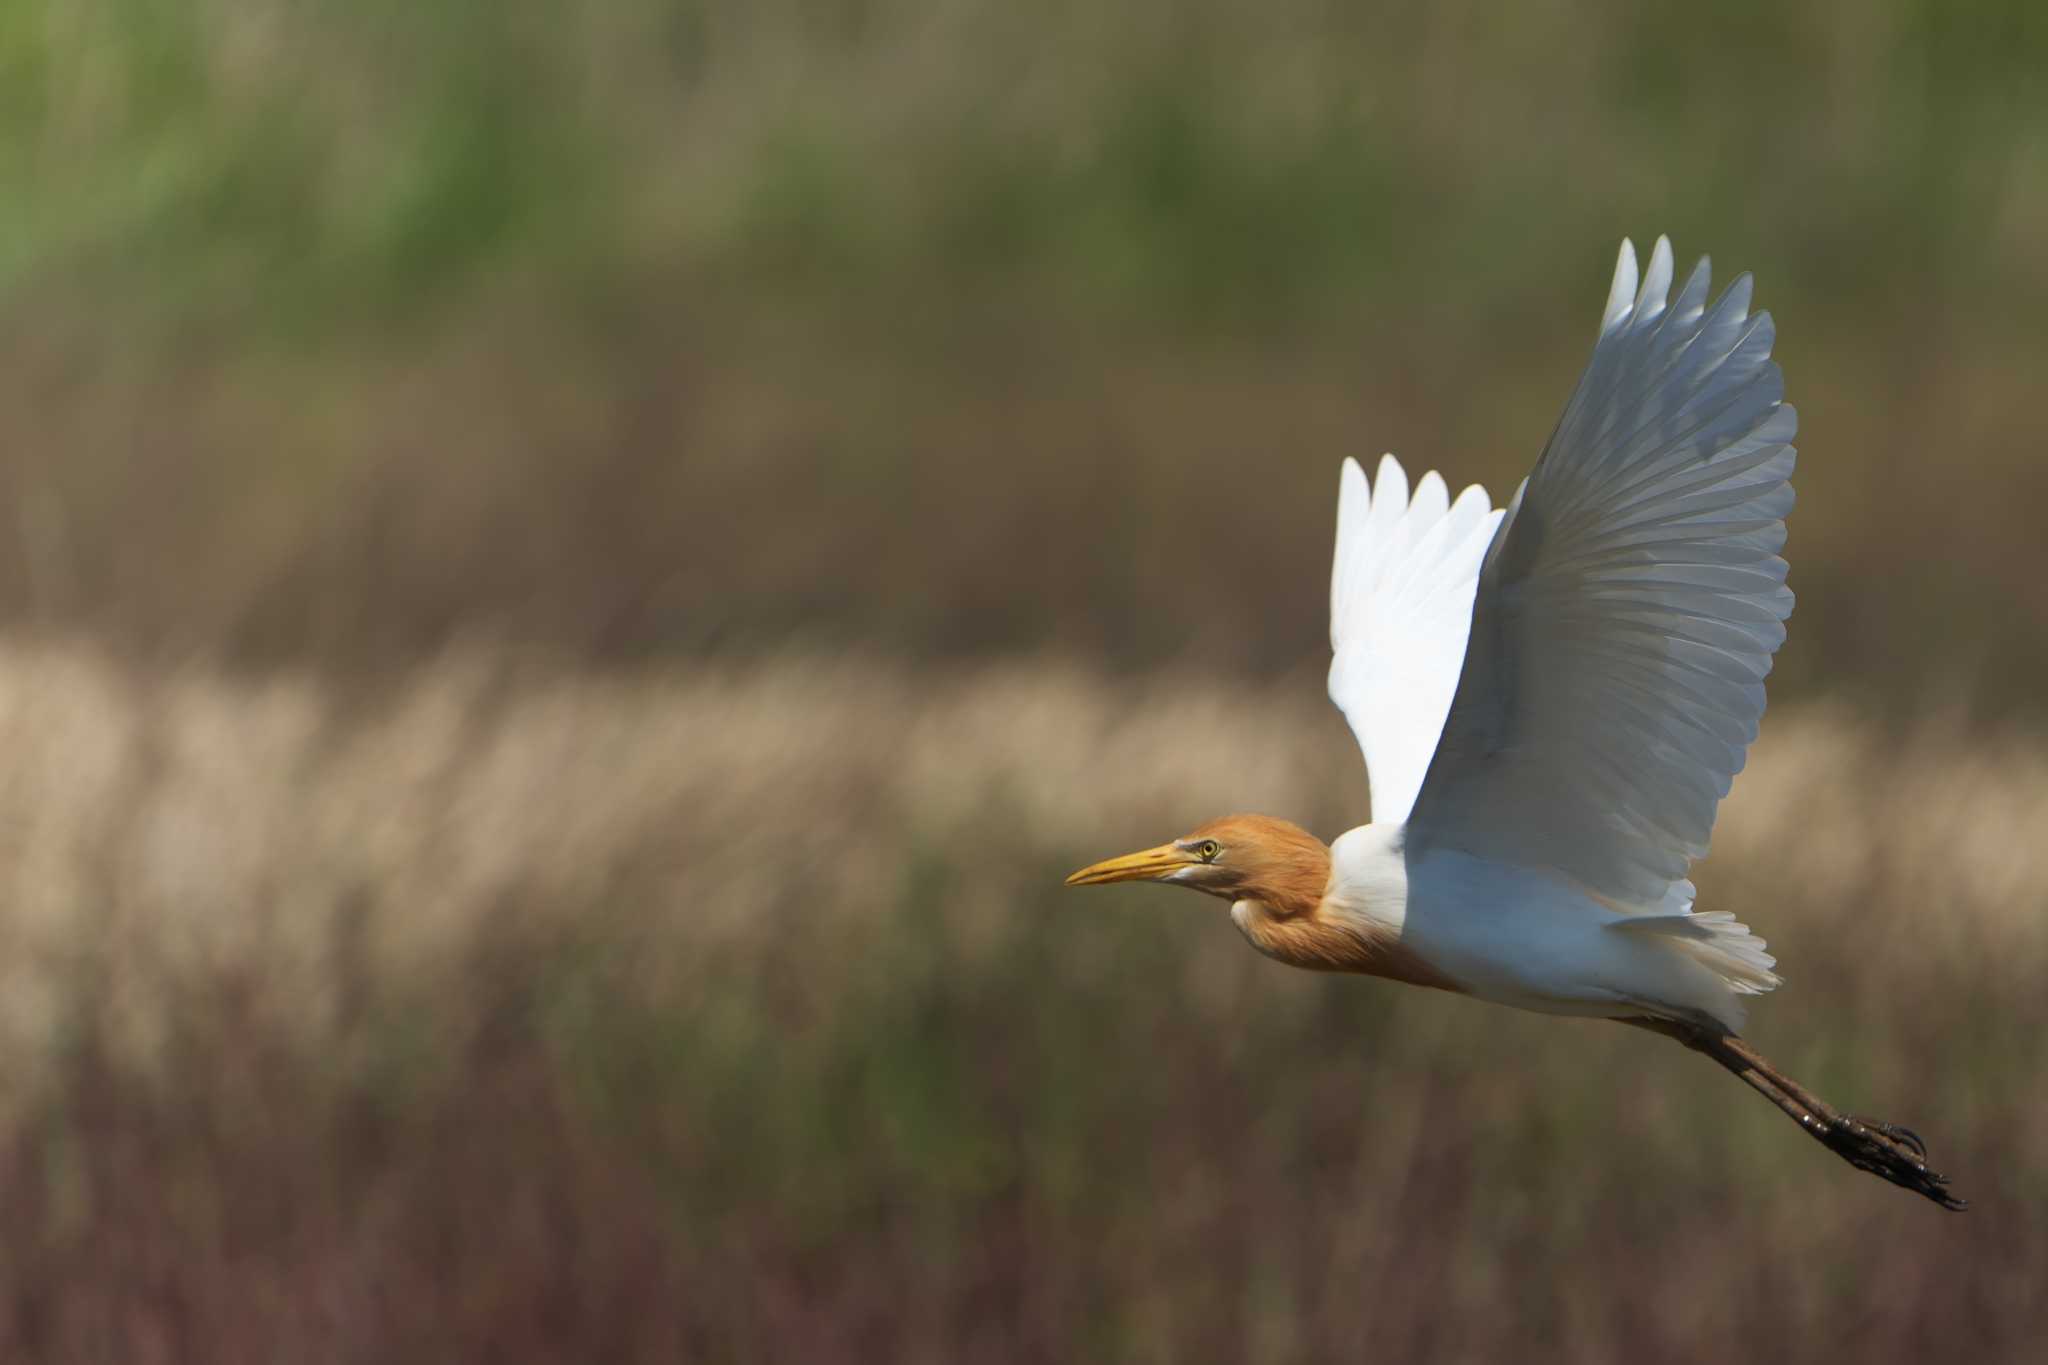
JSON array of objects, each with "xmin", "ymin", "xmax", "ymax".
[{"xmin": 1065, "ymin": 842, "xmax": 1198, "ymax": 887}]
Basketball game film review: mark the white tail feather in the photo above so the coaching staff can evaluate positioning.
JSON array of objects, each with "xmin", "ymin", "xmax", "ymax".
[{"xmin": 1612, "ymin": 910, "xmax": 1781, "ymax": 998}]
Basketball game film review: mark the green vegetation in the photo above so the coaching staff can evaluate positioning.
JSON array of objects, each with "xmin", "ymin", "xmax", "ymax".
[
  {"xmin": 3, "ymin": 1, "xmax": 2044, "ymax": 336},
  {"xmin": 0, "ymin": 1, "xmax": 2042, "ymax": 701}
]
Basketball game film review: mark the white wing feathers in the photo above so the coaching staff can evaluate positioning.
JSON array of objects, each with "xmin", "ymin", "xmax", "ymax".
[
  {"xmin": 1328, "ymin": 453, "xmax": 1502, "ymax": 825},
  {"xmin": 1407, "ymin": 237, "xmax": 1797, "ymax": 925}
]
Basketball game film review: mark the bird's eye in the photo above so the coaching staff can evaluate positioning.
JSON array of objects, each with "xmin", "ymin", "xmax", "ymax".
[{"xmin": 1197, "ymin": 840, "xmax": 1221, "ymax": 861}]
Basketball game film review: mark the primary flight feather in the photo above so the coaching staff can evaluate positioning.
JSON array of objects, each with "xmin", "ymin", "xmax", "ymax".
[{"xmin": 1068, "ymin": 237, "xmax": 1963, "ymax": 1209}]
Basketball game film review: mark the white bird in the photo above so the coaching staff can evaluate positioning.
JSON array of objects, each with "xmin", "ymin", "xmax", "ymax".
[{"xmin": 1069, "ymin": 237, "xmax": 1962, "ymax": 1209}]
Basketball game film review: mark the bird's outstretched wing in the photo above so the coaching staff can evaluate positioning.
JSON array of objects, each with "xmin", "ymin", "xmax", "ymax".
[
  {"xmin": 1408, "ymin": 238, "xmax": 1797, "ymax": 912},
  {"xmin": 1328, "ymin": 453, "xmax": 1502, "ymax": 825}
]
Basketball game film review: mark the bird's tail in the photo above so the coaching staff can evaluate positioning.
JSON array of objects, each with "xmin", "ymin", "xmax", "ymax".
[{"xmin": 1611, "ymin": 910, "xmax": 1781, "ymax": 1000}]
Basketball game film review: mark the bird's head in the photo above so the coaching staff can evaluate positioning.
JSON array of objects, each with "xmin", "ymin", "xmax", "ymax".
[{"xmin": 1065, "ymin": 813, "xmax": 1330, "ymax": 916}]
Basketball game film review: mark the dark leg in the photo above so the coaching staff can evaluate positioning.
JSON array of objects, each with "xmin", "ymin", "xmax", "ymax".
[{"xmin": 1625, "ymin": 1016, "xmax": 1965, "ymax": 1211}]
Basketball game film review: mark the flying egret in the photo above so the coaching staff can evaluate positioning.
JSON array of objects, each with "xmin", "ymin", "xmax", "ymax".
[{"xmin": 1068, "ymin": 238, "xmax": 1962, "ymax": 1209}]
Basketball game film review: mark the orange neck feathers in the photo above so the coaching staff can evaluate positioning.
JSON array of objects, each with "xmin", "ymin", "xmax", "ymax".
[
  {"xmin": 1193, "ymin": 814, "xmax": 1463, "ymax": 993},
  {"xmin": 1064, "ymin": 811, "xmax": 1464, "ymax": 994}
]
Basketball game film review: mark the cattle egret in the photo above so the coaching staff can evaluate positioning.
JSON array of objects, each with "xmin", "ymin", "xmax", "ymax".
[{"xmin": 1069, "ymin": 238, "xmax": 1962, "ymax": 1209}]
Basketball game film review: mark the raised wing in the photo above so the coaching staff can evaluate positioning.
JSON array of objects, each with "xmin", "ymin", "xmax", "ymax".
[
  {"xmin": 1328, "ymin": 453, "xmax": 1502, "ymax": 825},
  {"xmin": 1408, "ymin": 238, "xmax": 1797, "ymax": 912}
]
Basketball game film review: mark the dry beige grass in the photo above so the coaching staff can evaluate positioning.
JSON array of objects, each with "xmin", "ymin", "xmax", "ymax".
[
  {"xmin": 0, "ymin": 641, "xmax": 2039, "ymax": 1359},
  {"xmin": 0, "ymin": 641, "xmax": 2039, "ymax": 1005}
]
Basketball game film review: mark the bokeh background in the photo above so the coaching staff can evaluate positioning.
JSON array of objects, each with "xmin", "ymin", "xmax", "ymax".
[{"xmin": 0, "ymin": 1, "xmax": 2042, "ymax": 1360}]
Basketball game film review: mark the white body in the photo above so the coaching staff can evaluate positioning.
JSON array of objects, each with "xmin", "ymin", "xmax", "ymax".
[
  {"xmin": 1316, "ymin": 238, "xmax": 1794, "ymax": 1030},
  {"xmin": 1319, "ymin": 825, "xmax": 1766, "ymax": 1026}
]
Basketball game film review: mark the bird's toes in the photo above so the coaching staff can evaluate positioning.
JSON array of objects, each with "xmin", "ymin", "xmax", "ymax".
[
  {"xmin": 1847, "ymin": 1114, "xmax": 1928, "ymax": 1159},
  {"xmin": 1825, "ymin": 1116, "xmax": 1966, "ymax": 1211}
]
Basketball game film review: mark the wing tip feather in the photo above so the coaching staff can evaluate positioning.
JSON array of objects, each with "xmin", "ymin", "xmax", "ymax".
[{"xmin": 1603, "ymin": 238, "xmax": 1640, "ymax": 333}]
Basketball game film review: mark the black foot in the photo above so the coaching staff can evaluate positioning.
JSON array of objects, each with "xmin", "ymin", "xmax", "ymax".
[{"xmin": 1821, "ymin": 1115, "xmax": 1965, "ymax": 1211}]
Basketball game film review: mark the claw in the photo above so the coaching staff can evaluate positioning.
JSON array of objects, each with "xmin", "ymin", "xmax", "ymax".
[
  {"xmin": 1887, "ymin": 1123, "xmax": 1928, "ymax": 1159},
  {"xmin": 1848, "ymin": 1114, "xmax": 1928, "ymax": 1159}
]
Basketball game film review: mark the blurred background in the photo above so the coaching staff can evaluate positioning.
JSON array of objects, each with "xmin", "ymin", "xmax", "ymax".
[{"xmin": 0, "ymin": 0, "xmax": 2041, "ymax": 1359}]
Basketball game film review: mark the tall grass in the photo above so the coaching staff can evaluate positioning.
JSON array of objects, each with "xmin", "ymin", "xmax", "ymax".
[{"xmin": 0, "ymin": 643, "xmax": 2038, "ymax": 1360}]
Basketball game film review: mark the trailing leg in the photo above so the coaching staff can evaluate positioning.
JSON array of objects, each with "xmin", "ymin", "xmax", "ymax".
[{"xmin": 1626, "ymin": 1016, "xmax": 1965, "ymax": 1211}]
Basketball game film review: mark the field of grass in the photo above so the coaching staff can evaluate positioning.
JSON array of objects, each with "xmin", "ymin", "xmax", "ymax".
[{"xmin": 0, "ymin": 643, "xmax": 2037, "ymax": 1360}]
